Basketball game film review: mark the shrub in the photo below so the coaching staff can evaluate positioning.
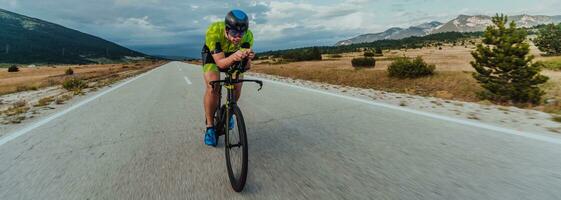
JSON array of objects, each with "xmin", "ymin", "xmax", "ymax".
[
  {"xmin": 374, "ymin": 47, "xmax": 383, "ymax": 56},
  {"xmin": 534, "ymin": 23, "xmax": 561, "ymax": 55},
  {"xmin": 8, "ymin": 65, "xmax": 19, "ymax": 72},
  {"xmin": 65, "ymin": 67, "xmax": 74, "ymax": 75},
  {"xmin": 387, "ymin": 56, "xmax": 435, "ymax": 78},
  {"xmin": 330, "ymin": 54, "xmax": 343, "ymax": 58},
  {"xmin": 4, "ymin": 100, "xmax": 29, "ymax": 117},
  {"xmin": 55, "ymin": 94, "xmax": 73, "ymax": 104},
  {"xmin": 35, "ymin": 96, "xmax": 55, "ymax": 107},
  {"xmin": 553, "ymin": 115, "xmax": 561, "ymax": 123},
  {"xmin": 62, "ymin": 78, "xmax": 86, "ymax": 91},
  {"xmin": 351, "ymin": 57, "xmax": 376, "ymax": 68},
  {"xmin": 363, "ymin": 52, "xmax": 375, "ymax": 57},
  {"xmin": 16, "ymin": 85, "xmax": 30, "ymax": 92}
]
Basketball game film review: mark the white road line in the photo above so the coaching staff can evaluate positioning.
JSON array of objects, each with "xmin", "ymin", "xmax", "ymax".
[
  {"xmin": 0, "ymin": 66, "xmax": 162, "ymax": 146},
  {"xmin": 184, "ymin": 76, "xmax": 192, "ymax": 85},
  {"xmin": 246, "ymin": 75, "xmax": 561, "ymax": 145}
]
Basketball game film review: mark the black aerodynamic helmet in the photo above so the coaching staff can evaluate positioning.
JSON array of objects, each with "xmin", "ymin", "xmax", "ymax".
[{"xmin": 225, "ymin": 9, "xmax": 249, "ymax": 32}]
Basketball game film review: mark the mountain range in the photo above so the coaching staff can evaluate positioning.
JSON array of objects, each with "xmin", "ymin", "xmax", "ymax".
[
  {"xmin": 336, "ymin": 14, "xmax": 561, "ymax": 46},
  {"xmin": 0, "ymin": 8, "xmax": 146, "ymax": 64}
]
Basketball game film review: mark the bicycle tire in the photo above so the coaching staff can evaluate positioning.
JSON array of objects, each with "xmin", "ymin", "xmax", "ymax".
[{"xmin": 224, "ymin": 105, "xmax": 248, "ymax": 192}]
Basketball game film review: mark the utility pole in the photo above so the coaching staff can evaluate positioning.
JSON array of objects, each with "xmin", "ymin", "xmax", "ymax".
[{"xmin": 5, "ymin": 44, "xmax": 9, "ymax": 54}]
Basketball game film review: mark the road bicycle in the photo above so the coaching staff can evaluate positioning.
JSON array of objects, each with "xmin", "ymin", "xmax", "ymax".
[{"xmin": 209, "ymin": 57, "xmax": 263, "ymax": 192}]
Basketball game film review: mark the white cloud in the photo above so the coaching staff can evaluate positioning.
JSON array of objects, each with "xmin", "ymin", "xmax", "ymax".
[
  {"xmin": 251, "ymin": 1, "xmax": 379, "ymax": 42},
  {"xmin": 96, "ymin": 16, "xmax": 179, "ymax": 46},
  {"xmin": 116, "ymin": 16, "xmax": 155, "ymax": 30},
  {"xmin": 203, "ymin": 15, "xmax": 221, "ymax": 23},
  {"xmin": 113, "ymin": 0, "xmax": 160, "ymax": 6},
  {"xmin": 0, "ymin": 0, "xmax": 19, "ymax": 8}
]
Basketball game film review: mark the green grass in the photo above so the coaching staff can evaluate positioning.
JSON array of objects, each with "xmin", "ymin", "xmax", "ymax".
[
  {"xmin": 541, "ymin": 57, "xmax": 561, "ymax": 71},
  {"xmin": 0, "ymin": 63, "xmax": 14, "ymax": 68}
]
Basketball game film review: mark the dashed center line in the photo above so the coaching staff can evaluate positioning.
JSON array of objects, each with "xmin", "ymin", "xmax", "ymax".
[{"xmin": 184, "ymin": 76, "xmax": 192, "ymax": 85}]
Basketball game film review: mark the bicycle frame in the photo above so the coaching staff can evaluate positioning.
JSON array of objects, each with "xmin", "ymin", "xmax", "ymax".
[{"xmin": 209, "ymin": 61, "xmax": 263, "ymax": 134}]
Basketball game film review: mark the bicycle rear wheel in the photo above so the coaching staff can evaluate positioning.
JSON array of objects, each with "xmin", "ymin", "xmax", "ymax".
[{"xmin": 224, "ymin": 105, "xmax": 248, "ymax": 192}]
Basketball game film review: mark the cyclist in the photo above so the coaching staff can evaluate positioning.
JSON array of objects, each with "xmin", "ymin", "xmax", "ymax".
[{"xmin": 201, "ymin": 9, "xmax": 255, "ymax": 147}]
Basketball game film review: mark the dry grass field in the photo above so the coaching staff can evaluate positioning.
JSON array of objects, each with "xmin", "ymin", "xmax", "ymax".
[
  {"xmin": 0, "ymin": 60, "xmax": 166, "ymax": 95},
  {"xmin": 253, "ymin": 45, "xmax": 561, "ymax": 114},
  {"xmin": 0, "ymin": 60, "xmax": 167, "ymax": 124}
]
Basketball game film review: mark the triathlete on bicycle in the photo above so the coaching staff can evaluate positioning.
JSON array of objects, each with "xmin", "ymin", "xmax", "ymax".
[{"xmin": 201, "ymin": 9, "xmax": 255, "ymax": 147}]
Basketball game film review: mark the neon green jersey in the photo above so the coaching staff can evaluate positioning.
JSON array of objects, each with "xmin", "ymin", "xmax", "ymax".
[{"xmin": 205, "ymin": 21, "xmax": 253, "ymax": 54}]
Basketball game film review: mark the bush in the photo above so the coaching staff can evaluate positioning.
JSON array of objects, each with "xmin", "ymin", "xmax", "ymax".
[
  {"xmin": 363, "ymin": 52, "xmax": 375, "ymax": 57},
  {"xmin": 387, "ymin": 56, "xmax": 435, "ymax": 78},
  {"xmin": 534, "ymin": 23, "xmax": 561, "ymax": 55},
  {"xmin": 62, "ymin": 78, "xmax": 86, "ymax": 91},
  {"xmin": 65, "ymin": 67, "xmax": 74, "ymax": 75},
  {"xmin": 8, "ymin": 65, "xmax": 19, "ymax": 72},
  {"xmin": 351, "ymin": 57, "xmax": 376, "ymax": 68},
  {"xmin": 330, "ymin": 54, "xmax": 343, "ymax": 58},
  {"xmin": 15, "ymin": 85, "xmax": 38, "ymax": 92},
  {"xmin": 35, "ymin": 96, "xmax": 55, "ymax": 107},
  {"xmin": 374, "ymin": 47, "xmax": 383, "ymax": 56}
]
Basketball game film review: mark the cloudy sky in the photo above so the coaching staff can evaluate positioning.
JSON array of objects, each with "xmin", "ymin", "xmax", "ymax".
[{"xmin": 1, "ymin": 0, "xmax": 560, "ymax": 57}]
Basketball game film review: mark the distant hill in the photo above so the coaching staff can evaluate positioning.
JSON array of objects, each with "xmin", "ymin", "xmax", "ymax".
[
  {"xmin": 337, "ymin": 14, "xmax": 561, "ymax": 46},
  {"xmin": 0, "ymin": 8, "xmax": 146, "ymax": 64},
  {"xmin": 154, "ymin": 55, "xmax": 191, "ymax": 61},
  {"xmin": 336, "ymin": 21, "xmax": 443, "ymax": 46},
  {"xmin": 432, "ymin": 14, "xmax": 561, "ymax": 33}
]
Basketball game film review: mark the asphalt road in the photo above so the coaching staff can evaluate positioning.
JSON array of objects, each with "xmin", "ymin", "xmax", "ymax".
[{"xmin": 1, "ymin": 61, "xmax": 561, "ymax": 200}]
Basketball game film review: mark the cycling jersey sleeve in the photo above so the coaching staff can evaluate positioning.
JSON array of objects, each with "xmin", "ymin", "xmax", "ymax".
[
  {"xmin": 242, "ymin": 30, "xmax": 254, "ymax": 48},
  {"xmin": 205, "ymin": 23, "xmax": 222, "ymax": 53}
]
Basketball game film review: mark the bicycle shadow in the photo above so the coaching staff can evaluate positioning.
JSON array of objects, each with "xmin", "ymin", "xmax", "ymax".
[{"xmin": 232, "ymin": 116, "xmax": 322, "ymax": 196}]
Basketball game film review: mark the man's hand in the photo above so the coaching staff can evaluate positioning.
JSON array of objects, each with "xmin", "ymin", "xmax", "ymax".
[
  {"xmin": 247, "ymin": 49, "xmax": 255, "ymax": 60},
  {"xmin": 229, "ymin": 50, "xmax": 247, "ymax": 62}
]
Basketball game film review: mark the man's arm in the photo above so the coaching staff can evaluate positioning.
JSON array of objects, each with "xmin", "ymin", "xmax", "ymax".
[{"xmin": 211, "ymin": 51, "xmax": 247, "ymax": 69}]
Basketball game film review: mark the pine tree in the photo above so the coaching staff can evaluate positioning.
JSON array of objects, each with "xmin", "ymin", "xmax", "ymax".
[
  {"xmin": 471, "ymin": 14, "xmax": 549, "ymax": 104},
  {"xmin": 311, "ymin": 47, "xmax": 322, "ymax": 60},
  {"xmin": 534, "ymin": 23, "xmax": 561, "ymax": 55}
]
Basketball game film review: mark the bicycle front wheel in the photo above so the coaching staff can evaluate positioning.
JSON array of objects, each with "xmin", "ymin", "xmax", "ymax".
[{"xmin": 224, "ymin": 105, "xmax": 248, "ymax": 192}]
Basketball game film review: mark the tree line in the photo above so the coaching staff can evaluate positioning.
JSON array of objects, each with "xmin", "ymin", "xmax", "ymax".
[{"xmin": 257, "ymin": 32, "xmax": 483, "ymax": 60}]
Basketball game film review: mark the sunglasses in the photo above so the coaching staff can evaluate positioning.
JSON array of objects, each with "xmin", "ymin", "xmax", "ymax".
[{"xmin": 227, "ymin": 29, "xmax": 245, "ymax": 38}]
